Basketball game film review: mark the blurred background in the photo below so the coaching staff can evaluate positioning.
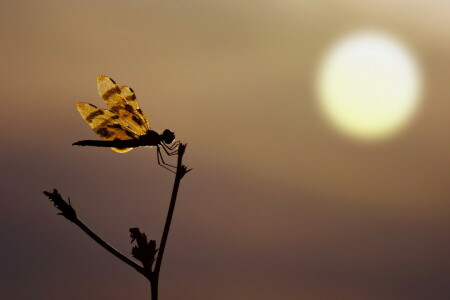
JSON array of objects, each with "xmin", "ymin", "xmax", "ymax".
[{"xmin": 1, "ymin": 0, "xmax": 449, "ymax": 299}]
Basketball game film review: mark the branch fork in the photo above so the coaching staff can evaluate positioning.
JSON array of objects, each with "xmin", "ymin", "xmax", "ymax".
[{"xmin": 44, "ymin": 142, "xmax": 190, "ymax": 299}]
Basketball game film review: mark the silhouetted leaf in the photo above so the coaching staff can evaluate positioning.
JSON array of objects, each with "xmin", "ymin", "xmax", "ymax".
[
  {"xmin": 130, "ymin": 227, "xmax": 158, "ymax": 272},
  {"xmin": 43, "ymin": 189, "xmax": 77, "ymax": 222}
]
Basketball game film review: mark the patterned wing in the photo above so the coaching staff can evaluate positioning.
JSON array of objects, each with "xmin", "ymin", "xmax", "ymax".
[
  {"xmin": 97, "ymin": 76, "xmax": 150, "ymax": 134},
  {"xmin": 119, "ymin": 85, "xmax": 151, "ymax": 129},
  {"xmin": 76, "ymin": 102, "xmax": 139, "ymax": 153}
]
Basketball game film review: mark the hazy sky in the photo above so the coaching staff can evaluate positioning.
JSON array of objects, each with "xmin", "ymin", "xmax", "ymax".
[{"xmin": 1, "ymin": 0, "xmax": 449, "ymax": 299}]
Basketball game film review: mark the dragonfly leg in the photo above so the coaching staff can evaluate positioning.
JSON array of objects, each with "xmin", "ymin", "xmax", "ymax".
[
  {"xmin": 156, "ymin": 146, "xmax": 177, "ymax": 173},
  {"xmin": 164, "ymin": 141, "xmax": 180, "ymax": 151},
  {"xmin": 161, "ymin": 142, "xmax": 179, "ymax": 156}
]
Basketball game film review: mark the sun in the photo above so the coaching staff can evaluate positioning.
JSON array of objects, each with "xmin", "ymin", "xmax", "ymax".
[{"xmin": 316, "ymin": 30, "xmax": 422, "ymax": 142}]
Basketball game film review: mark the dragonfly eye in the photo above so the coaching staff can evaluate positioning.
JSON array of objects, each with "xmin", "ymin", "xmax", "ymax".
[{"xmin": 162, "ymin": 129, "xmax": 175, "ymax": 144}]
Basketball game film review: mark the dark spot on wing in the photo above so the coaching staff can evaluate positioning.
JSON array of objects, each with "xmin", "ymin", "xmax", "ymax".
[
  {"xmin": 86, "ymin": 110, "xmax": 104, "ymax": 123},
  {"xmin": 102, "ymin": 86, "xmax": 121, "ymax": 100},
  {"xmin": 124, "ymin": 104, "xmax": 134, "ymax": 113},
  {"xmin": 132, "ymin": 115, "xmax": 143, "ymax": 125},
  {"xmin": 105, "ymin": 124, "xmax": 137, "ymax": 138},
  {"xmin": 111, "ymin": 105, "xmax": 129, "ymax": 115},
  {"xmin": 107, "ymin": 124, "xmax": 123, "ymax": 129},
  {"xmin": 125, "ymin": 94, "xmax": 136, "ymax": 101},
  {"xmin": 96, "ymin": 128, "xmax": 114, "ymax": 138},
  {"xmin": 111, "ymin": 115, "xmax": 119, "ymax": 120},
  {"xmin": 125, "ymin": 130, "xmax": 136, "ymax": 138},
  {"xmin": 137, "ymin": 108, "xmax": 143, "ymax": 114}
]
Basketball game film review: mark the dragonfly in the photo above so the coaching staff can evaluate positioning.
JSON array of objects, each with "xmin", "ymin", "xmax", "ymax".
[{"xmin": 73, "ymin": 75, "xmax": 179, "ymax": 172}]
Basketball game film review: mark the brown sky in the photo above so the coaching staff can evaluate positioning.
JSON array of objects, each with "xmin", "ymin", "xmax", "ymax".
[{"xmin": 1, "ymin": 0, "xmax": 449, "ymax": 299}]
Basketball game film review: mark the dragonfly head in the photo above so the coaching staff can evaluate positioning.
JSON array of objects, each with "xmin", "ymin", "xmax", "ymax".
[{"xmin": 162, "ymin": 129, "xmax": 175, "ymax": 144}]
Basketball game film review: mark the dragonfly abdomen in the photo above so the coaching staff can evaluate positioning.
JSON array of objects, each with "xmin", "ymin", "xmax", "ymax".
[{"xmin": 72, "ymin": 139, "xmax": 143, "ymax": 148}]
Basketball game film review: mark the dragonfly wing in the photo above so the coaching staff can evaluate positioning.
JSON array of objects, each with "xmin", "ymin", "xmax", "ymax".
[
  {"xmin": 120, "ymin": 85, "xmax": 151, "ymax": 129},
  {"xmin": 97, "ymin": 76, "xmax": 150, "ymax": 134},
  {"xmin": 76, "ymin": 102, "xmax": 139, "ymax": 153}
]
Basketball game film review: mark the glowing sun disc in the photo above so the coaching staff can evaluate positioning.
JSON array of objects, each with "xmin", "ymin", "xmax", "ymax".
[{"xmin": 317, "ymin": 30, "xmax": 422, "ymax": 141}]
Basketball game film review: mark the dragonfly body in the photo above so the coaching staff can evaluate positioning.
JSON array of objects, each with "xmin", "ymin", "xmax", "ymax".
[{"xmin": 73, "ymin": 129, "xmax": 175, "ymax": 150}]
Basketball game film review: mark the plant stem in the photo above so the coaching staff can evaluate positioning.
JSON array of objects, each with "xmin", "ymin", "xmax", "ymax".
[
  {"xmin": 73, "ymin": 218, "xmax": 148, "ymax": 278},
  {"xmin": 152, "ymin": 144, "xmax": 188, "ymax": 298},
  {"xmin": 151, "ymin": 277, "xmax": 158, "ymax": 299}
]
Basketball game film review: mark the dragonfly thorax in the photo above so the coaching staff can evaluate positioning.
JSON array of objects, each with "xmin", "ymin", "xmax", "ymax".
[{"xmin": 139, "ymin": 129, "xmax": 175, "ymax": 146}]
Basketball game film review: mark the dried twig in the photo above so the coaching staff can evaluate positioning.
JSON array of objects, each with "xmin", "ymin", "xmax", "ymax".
[
  {"xmin": 44, "ymin": 142, "xmax": 191, "ymax": 299},
  {"xmin": 43, "ymin": 189, "xmax": 148, "ymax": 278}
]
